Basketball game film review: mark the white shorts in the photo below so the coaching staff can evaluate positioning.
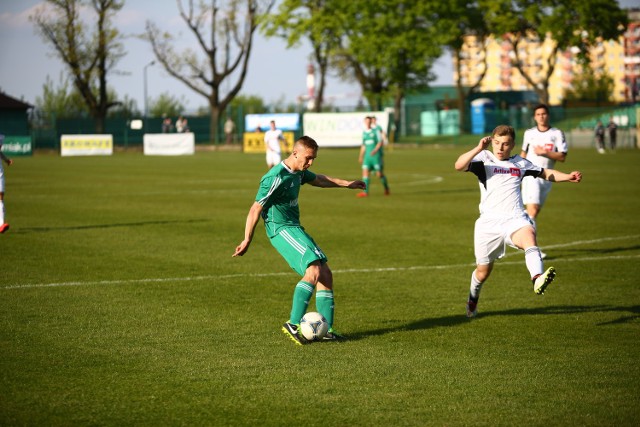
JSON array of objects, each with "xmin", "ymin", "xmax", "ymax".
[
  {"xmin": 474, "ymin": 215, "xmax": 534, "ymax": 265},
  {"xmin": 266, "ymin": 151, "xmax": 281, "ymax": 166},
  {"xmin": 0, "ymin": 164, "xmax": 4, "ymax": 193},
  {"xmin": 521, "ymin": 176, "xmax": 552, "ymax": 206}
]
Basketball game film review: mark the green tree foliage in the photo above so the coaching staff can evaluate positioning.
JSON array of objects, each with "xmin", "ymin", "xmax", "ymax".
[
  {"xmin": 148, "ymin": 93, "xmax": 186, "ymax": 118},
  {"xmin": 437, "ymin": 0, "xmax": 489, "ymax": 132},
  {"xmin": 564, "ymin": 66, "xmax": 614, "ymax": 104},
  {"xmin": 145, "ymin": 0, "xmax": 275, "ymax": 143},
  {"xmin": 230, "ymin": 94, "xmax": 267, "ymax": 115},
  {"xmin": 261, "ymin": 0, "xmax": 343, "ymax": 112},
  {"xmin": 31, "ymin": 0, "xmax": 126, "ymax": 132},
  {"xmin": 35, "ymin": 74, "xmax": 88, "ymax": 119},
  {"xmin": 331, "ymin": 0, "xmax": 444, "ymax": 137},
  {"xmin": 480, "ymin": 0, "xmax": 627, "ymax": 104}
]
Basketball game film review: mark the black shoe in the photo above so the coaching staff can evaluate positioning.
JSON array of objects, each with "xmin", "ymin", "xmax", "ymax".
[
  {"xmin": 282, "ymin": 322, "xmax": 306, "ymax": 345},
  {"xmin": 322, "ymin": 330, "xmax": 347, "ymax": 341}
]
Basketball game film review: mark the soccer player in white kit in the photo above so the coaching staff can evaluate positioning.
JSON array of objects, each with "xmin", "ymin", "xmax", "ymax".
[
  {"xmin": 520, "ymin": 104, "xmax": 568, "ymax": 258},
  {"xmin": 264, "ymin": 120, "xmax": 285, "ymax": 169},
  {"xmin": 0, "ymin": 134, "xmax": 13, "ymax": 234},
  {"xmin": 455, "ymin": 125, "xmax": 582, "ymax": 318}
]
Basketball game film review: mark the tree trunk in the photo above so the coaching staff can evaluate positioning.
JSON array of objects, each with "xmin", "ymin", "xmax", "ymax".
[{"xmin": 210, "ymin": 106, "xmax": 220, "ymax": 144}]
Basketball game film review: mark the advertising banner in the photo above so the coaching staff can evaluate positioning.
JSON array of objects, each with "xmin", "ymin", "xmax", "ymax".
[
  {"xmin": 0, "ymin": 136, "xmax": 32, "ymax": 156},
  {"xmin": 243, "ymin": 131, "xmax": 295, "ymax": 154},
  {"xmin": 302, "ymin": 111, "xmax": 389, "ymax": 147},
  {"xmin": 245, "ymin": 113, "xmax": 300, "ymax": 132},
  {"xmin": 61, "ymin": 134, "xmax": 113, "ymax": 156},
  {"xmin": 143, "ymin": 133, "xmax": 195, "ymax": 156}
]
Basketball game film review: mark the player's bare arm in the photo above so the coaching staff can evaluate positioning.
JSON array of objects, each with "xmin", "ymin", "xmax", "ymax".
[
  {"xmin": 533, "ymin": 146, "xmax": 567, "ymax": 162},
  {"xmin": 310, "ymin": 174, "xmax": 366, "ymax": 190},
  {"xmin": 233, "ymin": 202, "xmax": 263, "ymax": 257},
  {"xmin": 541, "ymin": 169, "xmax": 582, "ymax": 183},
  {"xmin": 358, "ymin": 145, "xmax": 365, "ymax": 164},
  {"xmin": 455, "ymin": 136, "xmax": 491, "ymax": 171}
]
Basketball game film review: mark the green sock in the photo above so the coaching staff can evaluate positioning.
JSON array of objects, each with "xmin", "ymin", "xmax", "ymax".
[
  {"xmin": 363, "ymin": 177, "xmax": 370, "ymax": 193},
  {"xmin": 315, "ymin": 290, "xmax": 334, "ymax": 329},
  {"xmin": 381, "ymin": 175, "xmax": 389, "ymax": 190},
  {"xmin": 289, "ymin": 281, "xmax": 314, "ymax": 324}
]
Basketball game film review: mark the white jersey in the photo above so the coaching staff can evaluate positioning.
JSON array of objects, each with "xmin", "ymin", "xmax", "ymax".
[
  {"xmin": 521, "ymin": 126, "xmax": 567, "ymax": 170},
  {"xmin": 468, "ymin": 150, "xmax": 543, "ymax": 218},
  {"xmin": 264, "ymin": 129, "xmax": 283, "ymax": 154}
]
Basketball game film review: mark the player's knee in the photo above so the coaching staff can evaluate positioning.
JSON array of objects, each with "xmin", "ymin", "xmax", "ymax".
[{"xmin": 303, "ymin": 262, "xmax": 322, "ymax": 284}]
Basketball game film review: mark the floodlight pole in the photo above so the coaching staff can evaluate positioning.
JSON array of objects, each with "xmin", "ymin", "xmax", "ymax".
[{"xmin": 143, "ymin": 60, "xmax": 155, "ymax": 131}]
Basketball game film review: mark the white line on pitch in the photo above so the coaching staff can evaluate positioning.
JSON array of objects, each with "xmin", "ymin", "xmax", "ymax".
[{"xmin": 2, "ymin": 253, "xmax": 639, "ymax": 291}]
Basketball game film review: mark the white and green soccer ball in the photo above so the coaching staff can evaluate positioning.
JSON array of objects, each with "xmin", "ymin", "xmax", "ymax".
[{"xmin": 300, "ymin": 312, "xmax": 329, "ymax": 341}]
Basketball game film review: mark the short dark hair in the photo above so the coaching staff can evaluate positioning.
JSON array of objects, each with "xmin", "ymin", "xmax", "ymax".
[
  {"xmin": 533, "ymin": 104, "xmax": 549, "ymax": 115},
  {"xmin": 296, "ymin": 135, "xmax": 318, "ymax": 151},
  {"xmin": 492, "ymin": 125, "xmax": 516, "ymax": 141}
]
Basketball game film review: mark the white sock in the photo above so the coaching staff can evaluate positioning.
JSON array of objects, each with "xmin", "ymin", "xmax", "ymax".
[
  {"xmin": 0, "ymin": 200, "xmax": 4, "ymax": 224},
  {"xmin": 469, "ymin": 271, "xmax": 484, "ymax": 302},
  {"xmin": 524, "ymin": 246, "xmax": 543, "ymax": 279}
]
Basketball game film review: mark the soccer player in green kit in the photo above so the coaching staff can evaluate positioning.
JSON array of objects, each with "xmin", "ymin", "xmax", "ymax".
[
  {"xmin": 233, "ymin": 136, "xmax": 365, "ymax": 345},
  {"xmin": 357, "ymin": 116, "xmax": 390, "ymax": 197}
]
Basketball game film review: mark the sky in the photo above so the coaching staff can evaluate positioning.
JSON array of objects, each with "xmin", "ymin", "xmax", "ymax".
[
  {"xmin": 0, "ymin": 0, "xmax": 636, "ymax": 113},
  {"xmin": 0, "ymin": 0, "xmax": 452, "ymax": 112}
]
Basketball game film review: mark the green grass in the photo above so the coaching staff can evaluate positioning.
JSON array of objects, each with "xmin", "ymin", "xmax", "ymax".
[{"xmin": 1, "ymin": 146, "xmax": 639, "ymax": 426}]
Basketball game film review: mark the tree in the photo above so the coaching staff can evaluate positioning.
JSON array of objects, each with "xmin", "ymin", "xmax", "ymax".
[
  {"xmin": 145, "ymin": 0, "xmax": 275, "ymax": 144},
  {"xmin": 35, "ymin": 74, "xmax": 89, "ymax": 119},
  {"xmin": 261, "ymin": 0, "xmax": 342, "ymax": 112},
  {"xmin": 439, "ymin": 0, "xmax": 490, "ymax": 132},
  {"xmin": 563, "ymin": 65, "xmax": 614, "ymax": 104},
  {"xmin": 332, "ymin": 0, "xmax": 443, "ymax": 139},
  {"xmin": 480, "ymin": 0, "xmax": 627, "ymax": 104},
  {"xmin": 148, "ymin": 93, "xmax": 187, "ymax": 118},
  {"xmin": 31, "ymin": 0, "xmax": 126, "ymax": 133}
]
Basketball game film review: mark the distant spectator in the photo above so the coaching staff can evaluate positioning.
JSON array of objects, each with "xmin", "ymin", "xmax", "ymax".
[
  {"xmin": 181, "ymin": 118, "xmax": 190, "ymax": 133},
  {"xmin": 0, "ymin": 134, "xmax": 13, "ymax": 234},
  {"xmin": 607, "ymin": 117, "xmax": 617, "ymax": 150},
  {"xmin": 224, "ymin": 117, "xmax": 235, "ymax": 144},
  {"xmin": 176, "ymin": 116, "xmax": 185, "ymax": 133},
  {"xmin": 162, "ymin": 116, "xmax": 173, "ymax": 133},
  {"xmin": 594, "ymin": 120, "xmax": 605, "ymax": 154}
]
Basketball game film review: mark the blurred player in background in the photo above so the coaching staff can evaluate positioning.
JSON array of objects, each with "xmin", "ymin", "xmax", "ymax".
[
  {"xmin": 455, "ymin": 125, "xmax": 582, "ymax": 318},
  {"xmin": 357, "ymin": 116, "xmax": 390, "ymax": 197},
  {"xmin": 520, "ymin": 104, "xmax": 568, "ymax": 258},
  {"xmin": 264, "ymin": 120, "xmax": 285, "ymax": 169},
  {"xmin": 233, "ymin": 136, "xmax": 365, "ymax": 345},
  {"xmin": 0, "ymin": 134, "xmax": 13, "ymax": 233}
]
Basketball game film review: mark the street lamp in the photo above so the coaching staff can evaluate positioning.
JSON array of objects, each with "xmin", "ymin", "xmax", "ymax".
[{"xmin": 143, "ymin": 60, "xmax": 155, "ymax": 129}]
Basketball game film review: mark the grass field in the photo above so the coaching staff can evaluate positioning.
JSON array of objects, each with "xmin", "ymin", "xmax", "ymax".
[{"xmin": 1, "ymin": 144, "xmax": 639, "ymax": 426}]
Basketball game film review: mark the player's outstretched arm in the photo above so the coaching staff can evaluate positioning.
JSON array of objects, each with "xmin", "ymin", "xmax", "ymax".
[
  {"xmin": 541, "ymin": 169, "xmax": 582, "ymax": 183},
  {"xmin": 310, "ymin": 174, "xmax": 366, "ymax": 190},
  {"xmin": 233, "ymin": 202, "xmax": 263, "ymax": 257},
  {"xmin": 455, "ymin": 136, "xmax": 491, "ymax": 171}
]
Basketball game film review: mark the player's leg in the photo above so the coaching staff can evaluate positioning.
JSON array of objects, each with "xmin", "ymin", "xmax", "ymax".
[
  {"xmin": 272, "ymin": 228, "xmax": 327, "ymax": 344},
  {"xmin": 510, "ymin": 224, "xmax": 555, "ymax": 295},
  {"xmin": 468, "ymin": 217, "xmax": 502, "ymax": 317},
  {"xmin": 315, "ymin": 263, "xmax": 335, "ymax": 331},
  {"xmin": 375, "ymin": 162, "xmax": 390, "ymax": 195},
  {"xmin": 0, "ymin": 169, "xmax": 7, "ymax": 233},
  {"xmin": 467, "ymin": 262, "xmax": 493, "ymax": 317},
  {"xmin": 358, "ymin": 163, "xmax": 370, "ymax": 197}
]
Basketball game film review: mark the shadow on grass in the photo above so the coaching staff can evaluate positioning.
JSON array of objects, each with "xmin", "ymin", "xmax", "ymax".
[
  {"xmin": 346, "ymin": 304, "xmax": 640, "ymax": 341},
  {"xmin": 543, "ymin": 244, "xmax": 640, "ymax": 260},
  {"xmin": 13, "ymin": 219, "xmax": 210, "ymax": 234}
]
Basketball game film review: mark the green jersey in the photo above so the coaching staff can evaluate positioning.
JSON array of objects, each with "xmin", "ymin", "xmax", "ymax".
[
  {"xmin": 362, "ymin": 128, "xmax": 380, "ymax": 159},
  {"xmin": 255, "ymin": 162, "xmax": 317, "ymax": 238},
  {"xmin": 373, "ymin": 124, "xmax": 385, "ymax": 156}
]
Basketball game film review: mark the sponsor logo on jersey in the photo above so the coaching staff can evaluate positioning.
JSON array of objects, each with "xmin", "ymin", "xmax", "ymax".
[{"xmin": 492, "ymin": 167, "xmax": 521, "ymax": 177}]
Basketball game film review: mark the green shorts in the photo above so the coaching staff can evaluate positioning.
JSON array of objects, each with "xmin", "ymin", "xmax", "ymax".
[
  {"xmin": 270, "ymin": 226, "xmax": 327, "ymax": 276},
  {"xmin": 362, "ymin": 156, "xmax": 383, "ymax": 172}
]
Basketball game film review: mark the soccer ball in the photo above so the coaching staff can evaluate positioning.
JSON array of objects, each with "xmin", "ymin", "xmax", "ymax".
[{"xmin": 299, "ymin": 312, "xmax": 329, "ymax": 341}]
